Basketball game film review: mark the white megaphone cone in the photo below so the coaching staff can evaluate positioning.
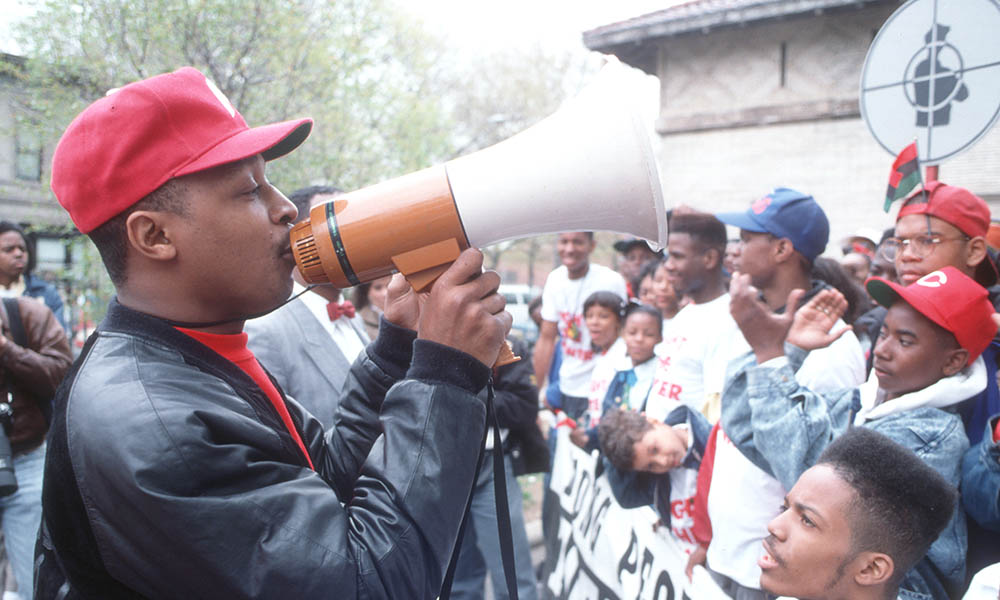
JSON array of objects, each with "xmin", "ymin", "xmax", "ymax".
[
  {"xmin": 448, "ymin": 61, "xmax": 666, "ymax": 251},
  {"xmin": 291, "ymin": 60, "xmax": 666, "ymax": 294}
]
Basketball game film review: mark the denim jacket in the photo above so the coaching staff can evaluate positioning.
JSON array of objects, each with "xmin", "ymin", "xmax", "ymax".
[
  {"xmin": 721, "ymin": 346, "xmax": 977, "ymax": 600},
  {"xmin": 962, "ymin": 415, "xmax": 1000, "ymax": 530},
  {"xmin": 603, "ymin": 405, "xmax": 711, "ymax": 527}
]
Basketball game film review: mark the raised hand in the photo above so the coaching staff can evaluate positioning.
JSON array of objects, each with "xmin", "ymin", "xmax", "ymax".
[
  {"xmin": 785, "ymin": 288, "xmax": 852, "ymax": 351},
  {"xmin": 729, "ymin": 273, "xmax": 802, "ymax": 363}
]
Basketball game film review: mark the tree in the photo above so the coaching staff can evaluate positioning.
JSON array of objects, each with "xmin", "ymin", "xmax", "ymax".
[{"xmin": 8, "ymin": 0, "xmax": 457, "ymax": 193}]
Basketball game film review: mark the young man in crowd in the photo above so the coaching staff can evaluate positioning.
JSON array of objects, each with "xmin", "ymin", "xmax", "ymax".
[
  {"xmin": 613, "ymin": 236, "xmax": 661, "ymax": 298},
  {"xmin": 862, "ymin": 182, "xmax": 1000, "ymax": 576},
  {"xmin": 685, "ymin": 190, "xmax": 866, "ymax": 599},
  {"xmin": 245, "ymin": 184, "xmax": 370, "ymax": 427},
  {"xmin": 723, "ymin": 266, "xmax": 996, "ymax": 599},
  {"xmin": 645, "ymin": 211, "xmax": 748, "ymax": 423},
  {"xmin": 0, "ymin": 222, "xmax": 69, "ymax": 335},
  {"xmin": 759, "ymin": 427, "xmax": 957, "ymax": 600},
  {"xmin": 533, "ymin": 231, "xmax": 627, "ymax": 420},
  {"xmin": 36, "ymin": 66, "xmax": 511, "ymax": 598}
]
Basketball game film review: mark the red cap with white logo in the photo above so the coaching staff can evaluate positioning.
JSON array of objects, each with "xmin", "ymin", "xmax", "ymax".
[
  {"xmin": 51, "ymin": 67, "xmax": 312, "ymax": 233},
  {"xmin": 866, "ymin": 266, "xmax": 997, "ymax": 365}
]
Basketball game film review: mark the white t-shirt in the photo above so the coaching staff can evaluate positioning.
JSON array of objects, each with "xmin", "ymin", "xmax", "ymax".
[
  {"xmin": 645, "ymin": 293, "xmax": 750, "ymax": 423},
  {"xmin": 295, "ymin": 283, "xmax": 367, "ymax": 362},
  {"xmin": 583, "ymin": 337, "xmax": 626, "ymax": 429},
  {"xmin": 540, "ymin": 264, "xmax": 627, "ymax": 398},
  {"xmin": 706, "ymin": 322, "xmax": 866, "ymax": 589}
]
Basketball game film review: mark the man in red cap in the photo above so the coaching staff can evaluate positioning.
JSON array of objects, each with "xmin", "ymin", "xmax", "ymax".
[
  {"xmin": 36, "ymin": 67, "xmax": 511, "ymax": 598},
  {"xmin": 722, "ymin": 266, "xmax": 996, "ymax": 599}
]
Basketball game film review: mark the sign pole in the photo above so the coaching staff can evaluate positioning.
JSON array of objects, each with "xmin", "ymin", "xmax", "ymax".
[{"xmin": 925, "ymin": 165, "xmax": 938, "ymax": 183}]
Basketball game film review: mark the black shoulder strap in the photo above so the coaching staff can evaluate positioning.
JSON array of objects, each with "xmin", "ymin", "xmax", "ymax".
[{"xmin": 2, "ymin": 298, "xmax": 27, "ymax": 348}]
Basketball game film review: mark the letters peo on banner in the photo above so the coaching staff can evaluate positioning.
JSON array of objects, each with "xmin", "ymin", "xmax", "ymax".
[{"xmin": 541, "ymin": 429, "xmax": 730, "ymax": 600}]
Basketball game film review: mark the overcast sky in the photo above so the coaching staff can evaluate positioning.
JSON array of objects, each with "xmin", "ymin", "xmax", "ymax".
[{"xmin": 0, "ymin": 1, "xmax": 681, "ymax": 56}]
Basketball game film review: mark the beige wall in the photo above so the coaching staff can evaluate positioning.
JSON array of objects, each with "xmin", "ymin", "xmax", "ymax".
[{"xmin": 646, "ymin": 3, "xmax": 1000, "ymax": 255}]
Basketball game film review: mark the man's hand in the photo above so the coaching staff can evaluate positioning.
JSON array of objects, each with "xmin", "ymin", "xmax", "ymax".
[
  {"xmin": 729, "ymin": 273, "xmax": 800, "ymax": 364},
  {"xmin": 685, "ymin": 544, "xmax": 708, "ymax": 581},
  {"xmin": 417, "ymin": 248, "xmax": 512, "ymax": 366},
  {"xmin": 785, "ymin": 288, "xmax": 851, "ymax": 351},
  {"xmin": 383, "ymin": 273, "xmax": 423, "ymax": 331},
  {"xmin": 569, "ymin": 426, "xmax": 589, "ymax": 449}
]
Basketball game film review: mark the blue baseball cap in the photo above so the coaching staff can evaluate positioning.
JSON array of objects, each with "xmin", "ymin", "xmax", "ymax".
[{"xmin": 716, "ymin": 187, "xmax": 830, "ymax": 262}]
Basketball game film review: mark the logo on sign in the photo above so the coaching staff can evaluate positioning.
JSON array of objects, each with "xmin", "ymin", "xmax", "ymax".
[{"xmin": 860, "ymin": 0, "xmax": 1000, "ymax": 164}]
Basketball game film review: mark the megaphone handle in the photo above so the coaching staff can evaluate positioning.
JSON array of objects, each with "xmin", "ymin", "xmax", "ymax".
[{"xmin": 397, "ymin": 263, "xmax": 521, "ymax": 369}]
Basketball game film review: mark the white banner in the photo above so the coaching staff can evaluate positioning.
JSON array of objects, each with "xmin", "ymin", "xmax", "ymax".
[{"xmin": 543, "ymin": 429, "xmax": 730, "ymax": 600}]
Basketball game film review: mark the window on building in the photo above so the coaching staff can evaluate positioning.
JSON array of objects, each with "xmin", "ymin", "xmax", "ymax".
[{"xmin": 15, "ymin": 127, "xmax": 42, "ymax": 181}]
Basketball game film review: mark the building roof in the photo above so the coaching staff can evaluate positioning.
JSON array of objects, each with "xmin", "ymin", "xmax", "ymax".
[{"xmin": 583, "ymin": 0, "xmax": 890, "ymax": 73}]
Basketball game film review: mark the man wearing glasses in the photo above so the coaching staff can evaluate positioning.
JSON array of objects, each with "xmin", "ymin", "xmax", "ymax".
[
  {"xmin": 880, "ymin": 182, "xmax": 996, "ymax": 288},
  {"xmin": 864, "ymin": 181, "xmax": 1000, "ymax": 586}
]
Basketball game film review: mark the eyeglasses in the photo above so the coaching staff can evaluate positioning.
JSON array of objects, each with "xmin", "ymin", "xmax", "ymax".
[{"xmin": 879, "ymin": 234, "xmax": 970, "ymax": 261}]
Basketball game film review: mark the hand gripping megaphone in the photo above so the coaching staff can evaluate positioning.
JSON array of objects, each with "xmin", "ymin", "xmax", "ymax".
[{"xmin": 290, "ymin": 63, "xmax": 667, "ymax": 365}]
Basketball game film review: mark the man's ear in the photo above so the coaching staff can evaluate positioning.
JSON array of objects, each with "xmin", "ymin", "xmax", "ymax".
[
  {"xmin": 774, "ymin": 238, "xmax": 795, "ymax": 263},
  {"xmin": 941, "ymin": 347, "xmax": 969, "ymax": 377},
  {"xmin": 702, "ymin": 247, "xmax": 722, "ymax": 270},
  {"xmin": 966, "ymin": 236, "xmax": 988, "ymax": 271},
  {"xmin": 125, "ymin": 211, "xmax": 178, "ymax": 262},
  {"xmin": 854, "ymin": 551, "xmax": 894, "ymax": 588}
]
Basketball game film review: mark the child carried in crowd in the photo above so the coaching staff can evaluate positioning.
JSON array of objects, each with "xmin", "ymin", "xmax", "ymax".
[{"xmin": 599, "ymin": 405, "xmax": 710, "ymax": 554}]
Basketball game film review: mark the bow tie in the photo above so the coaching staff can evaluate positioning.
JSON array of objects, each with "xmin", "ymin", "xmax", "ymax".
[{"xmin": 326, "ymin": 300, "xmax": 356, "ymax": 321}]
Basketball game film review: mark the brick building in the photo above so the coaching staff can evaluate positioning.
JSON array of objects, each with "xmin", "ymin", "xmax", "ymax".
[{"xmin": 583, "ymin": 0, "xmax": 1000, "ymax": 251}]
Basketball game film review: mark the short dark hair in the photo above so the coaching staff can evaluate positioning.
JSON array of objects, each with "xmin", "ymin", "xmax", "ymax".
[
  {"xmin": 0, "ymin": 221, "xmax": 33, "ymax": 274},
  {"xmin": 817, "ymin": 427, "xmax": 957, "ymax": 587},
  {"xmin": 624, "ymin": 302, "xmax": 663, "ymax": 334},
  {"xmin": 288, "ymin": 185, "xmax": 343, "ymax": 224},
  {"xmin": 88, "ymin": 179, "xmax": 188, "ymax": 286},
  {"xmin": 598, "ymin": 408, "xmax": 652, "ymax": 471},
  {"xmin": 634, "ymin": 256, "xmax": 663, "ymax": 293},
  {"xmin": 669, "ymin": 211, "xmax": 727, "ymax": 254},
  {"xmin": 583, "ymin": 291, "xmax": 625, "ymax": 322},
  {"xmin": 810, "ymin": 258, "xmax": 871, "ymax": 325}
]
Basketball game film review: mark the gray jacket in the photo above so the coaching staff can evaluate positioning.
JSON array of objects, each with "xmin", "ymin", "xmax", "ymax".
[
  {"xmin": 245, "ymin": 296, "xmax": 369, "ymax": 427},
  {"xmin": 36, "ymin": 299, "xmax": 490, "ymax": 599},
  {"xmin": 721, "ymin": 346, "xmax": 973, "ymax": 600}
]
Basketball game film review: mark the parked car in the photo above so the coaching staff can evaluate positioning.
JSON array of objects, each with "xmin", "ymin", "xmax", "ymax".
[{"xmin": 498, "ymin": 284, "xmax": 541, "ymax": 346}]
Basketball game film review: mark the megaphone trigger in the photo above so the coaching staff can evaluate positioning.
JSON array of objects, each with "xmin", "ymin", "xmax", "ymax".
[{"xmin": 391, "ymin": 238, "xmax": 464, "ymax": 292}]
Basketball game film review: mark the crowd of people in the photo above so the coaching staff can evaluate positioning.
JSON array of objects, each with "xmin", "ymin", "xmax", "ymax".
[
  {"xmin": 533, "ymin": 185, "xmax": 1000, "ymax": 600},
  {"xmin": 0, "ymin": 65, "xmax": 990, "ymax": 600}
]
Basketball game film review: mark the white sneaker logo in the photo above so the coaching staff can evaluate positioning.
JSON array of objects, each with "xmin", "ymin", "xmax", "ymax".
[{"xmin": 916, "ymin": 270, "xmax": 947, "ymax": 288}]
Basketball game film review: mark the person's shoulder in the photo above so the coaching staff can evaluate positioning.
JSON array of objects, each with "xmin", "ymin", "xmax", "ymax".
[
  {"xmin": 589, "ymin": 263, "xmax": 624, "ymax": 282},
  {"xmin": 69, "ymin": 331, "xmax": 256, "ymax": 432},
  {"xmin": 9, "ymin": 294, "xmax": 57, "ymax": 321}
]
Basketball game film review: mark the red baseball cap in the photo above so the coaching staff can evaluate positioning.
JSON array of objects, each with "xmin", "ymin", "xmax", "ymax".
[
  {"xmin": 866, "ymin": 266, "xmax": 997, "ymax": 365},
  {"xmin": 51, "ymin": 67, "xmax": 312, "ymax": 233},
  {"xmin": 896, "ymin": 181, "xmax": 997, "ymax": 286}
]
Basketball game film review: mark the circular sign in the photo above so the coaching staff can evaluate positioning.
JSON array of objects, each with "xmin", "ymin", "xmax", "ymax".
[{"xmin": 860, "ymin": 0, "xmax": 1000, "ymax": 164}]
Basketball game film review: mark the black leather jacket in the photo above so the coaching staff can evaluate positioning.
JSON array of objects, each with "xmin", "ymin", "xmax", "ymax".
[{"xmin": 36, "ymin": 299, "xmax": 490, "ymax": 599}]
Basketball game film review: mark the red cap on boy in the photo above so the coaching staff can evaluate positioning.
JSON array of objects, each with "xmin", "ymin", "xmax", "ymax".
[{"xmin": 866, "ymin": 266, "xmax": 997, "ymax": 365}]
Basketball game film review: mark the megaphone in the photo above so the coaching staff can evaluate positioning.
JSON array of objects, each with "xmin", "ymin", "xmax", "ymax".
[{"xmin": 290, "ymin": 63, "xmax": 666, "ymax": 362}]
